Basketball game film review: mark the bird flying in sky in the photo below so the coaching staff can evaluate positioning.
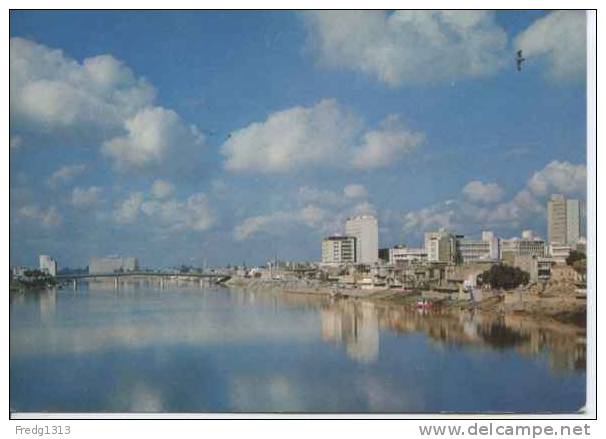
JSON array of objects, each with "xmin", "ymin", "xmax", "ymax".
[{"xmin": 516, "ymin": 50, "xmax": 526, "ymax": 72}]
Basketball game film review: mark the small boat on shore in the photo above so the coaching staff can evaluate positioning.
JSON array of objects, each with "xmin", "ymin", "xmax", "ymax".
[{"xmin": 416, "ymin": 299, "xmax": 433, "ymax": 309}]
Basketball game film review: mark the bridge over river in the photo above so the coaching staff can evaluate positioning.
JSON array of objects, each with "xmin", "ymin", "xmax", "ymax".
[{"xmin": 56, "ymin": 271, "xmax": 231, "ymax": 289}]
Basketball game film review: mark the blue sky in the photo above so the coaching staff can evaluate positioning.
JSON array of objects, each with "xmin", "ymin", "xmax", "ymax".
[{"xmin": 9, "ymin": 10, "xmax": 587, "ymax": 268}]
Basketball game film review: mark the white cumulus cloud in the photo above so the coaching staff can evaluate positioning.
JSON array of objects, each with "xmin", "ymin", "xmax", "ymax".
[
  {"xmin": 114, "ymin": 190, "xmax": 215, "ymax": 232},
  {"xmin": 527, "ymin": 160, "xmax": 586, "ymax": 196},
  {"xmin": 141, "ymin": 193, "xmax": 215, "ymax": 232},
  {"xmin": 462, "ymin": 180, "xmax": 504, "ymax": 204},
  {"xmin": 233, "ymin": 206, "xmax": 329, "ymax": 241},
  {"xmin": 10, "ymin": 37, "xmax": 154, "ymax": 132},
  {"xmin": 102, "ymin": 107, "xmax": 204, "ymax": 171},
  {"xmin": 221, "ymin": 99, "xmax": 424, "ymax": 173},
  {"xmin": 10, "ymin": 37, "xmax": 205, "ymax": 171},
  {"xmin": 515, "ymin": 11, "xmax": 586, "ymax": 81},
  {"xmin": 351, "ymin": 115, "xmax": 424, "ymax": 169},
  {"xmin": 302, "ymin": 10, "xmax": 508, "ymax": 86},
  {"xmin": 222, "ymin": 99, "xmax": 361, "ymax": 173},
  {"xmin": 403, "ymin": 201, "xmax": 458, "ymax": 233},
  {"xmin": 113, "ymin": 192, "xmax": 144, "ymax": 224}
]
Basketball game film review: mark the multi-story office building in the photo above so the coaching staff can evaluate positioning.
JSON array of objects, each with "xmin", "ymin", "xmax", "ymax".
[
  {"xmin": 500, "ymin": 236, "xmax": 546, "ymax": 263},
  {"xmin": 548, "ymin": 194, "xmax": 567, "ymax": 245},
  {"xmin": 424, "ymin": 229, "xmax": 458, "ymax": 263},
  {"xmin": 456, "ymin": 231, "xmax": 500, "ymax": 263},
  {"xmin": 321, "ymin": 236, "xmax": 357, "ymax": 264},
  {"xmin": 389, "ymin": 246, "xmax": 427, "ymax": 264},
  {"xmin": 457, "ymin": 239, "xmax": 491, "ymax": 262},
  {"xmin": 89, "ymin": 256, "xmax": 138, "ymax": 274},
  {"xmin": 39, "ymin": 255, "xmax": 57, "ymax": 276},
  {"xmin": 566, "ymin": 199, "xmax": 581, "ymax": 245},
  {"xmin": 345, "ymin": 215, "xmax": 378, "ymax": 264},
  {"xmin": 548, "ymin": 194, "xmax": 581, "ymax": 246}
]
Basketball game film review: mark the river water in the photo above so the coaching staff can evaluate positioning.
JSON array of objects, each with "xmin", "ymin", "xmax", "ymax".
[{"xmin": 10, "ymin": 281, "xmax": 586, "ymax": 414}]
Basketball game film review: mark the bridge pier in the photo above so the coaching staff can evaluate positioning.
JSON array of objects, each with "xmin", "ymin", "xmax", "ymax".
[
  {"xmin": 73, "ymin": 279, "xmax": 78, "ymax": 290},
  {"xmin": 160, "ymin": 276, "xmax": 165, "ymax": 290},
  {"xmin": 114, "ymin": 276, "xmax": 119, "ymax": 290}
]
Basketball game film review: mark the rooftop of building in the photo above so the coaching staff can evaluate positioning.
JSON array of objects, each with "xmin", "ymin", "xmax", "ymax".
[
  {"xmin": 323, "ymin": 235, "xmax": 355, "ymax": 241},
  {"xmin": 345, "ymin": 214, "xmax": 377, "ymax": 221}
]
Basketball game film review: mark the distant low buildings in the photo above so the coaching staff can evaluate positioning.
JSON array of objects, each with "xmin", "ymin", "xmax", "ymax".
[
  {"xmin": 11, "ymin": 266, "xmax": 28, "ymax": 278},
  {"xmin": 89, "ymin": 256, "xmax": 138, "ymax": 274},
  {"xmin": 39, "ymin": 255, "xmax": 57, "ymax": 276}
]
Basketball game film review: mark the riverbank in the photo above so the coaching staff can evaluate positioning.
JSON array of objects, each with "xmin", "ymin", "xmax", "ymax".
[
  {"xmin": 10, "ymin": 278, "xmax": 57, "ymax": 293},
  {"xmin": 224, "ymin": 276, "xmax": 587, "ymax": 327}
]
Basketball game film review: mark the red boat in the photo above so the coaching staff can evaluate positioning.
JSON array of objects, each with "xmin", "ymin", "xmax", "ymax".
[{"xmin": 416, "ymin": 299, "xmax": 433, "ymax": 309}]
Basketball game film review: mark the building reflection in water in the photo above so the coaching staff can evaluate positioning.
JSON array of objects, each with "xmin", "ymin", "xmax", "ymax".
[
  {"xmin": 12, "ymin": 284, "xmax": 586, "ymax": 373},
  {"xmin": 38, "ymin": 288, "xmax": 56, "ymax": 321},
  {"xmin": 375, "ymin": 303, "xmax": 586, "ymax": 372},
  {"xmin": 321, "ymin": 301, "xmax": 379, "ymax": 363},
  {"xmin": 317, "ymin": 295, "xmax": 585, "ymax": 372}
]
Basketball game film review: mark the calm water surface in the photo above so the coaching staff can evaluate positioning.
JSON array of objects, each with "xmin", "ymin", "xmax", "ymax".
[{"xmin": 10, "ymin": 281, "xmax": 586, "ymax": 413}]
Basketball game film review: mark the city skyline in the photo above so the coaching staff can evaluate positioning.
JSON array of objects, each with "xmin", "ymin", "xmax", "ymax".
[{"xmin": 10, "ymin": 11, "xmax": 587, "ymax": 268}]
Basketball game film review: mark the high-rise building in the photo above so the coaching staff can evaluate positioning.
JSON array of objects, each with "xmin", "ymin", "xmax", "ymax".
[
  {"xmin": 547, "ymin": 194, "xmax": 567, "ymax": 245},
  {"xmin": 566, "ymin": 199, "xmax": 581, "ymax": 245},
  {"xmin": 345, "ymin": 215, "xmax": 378, "ymax": 264},
  {"xmin": 424, "ymin": 229, "xmax": 458, "ymax": 263},
  {"xmin": 548, "ymin": 194, "xmax": 581, "ymax": 245},
  {"xmin": 89, "ymin": 256, "xmax": 138, "ymax": 274},
  {"xmin": 39, "ymin": 255, "xmax": 57, "ymax": 276},
  {"xmin": 321, "ymin": 236, "xmax": 356, "ymax": 264}
]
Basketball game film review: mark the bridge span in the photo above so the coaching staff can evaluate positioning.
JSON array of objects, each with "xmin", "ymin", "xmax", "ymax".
[{"xmin": 56, "ymin": 271, "xmax": 231, "ymax": 289}]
